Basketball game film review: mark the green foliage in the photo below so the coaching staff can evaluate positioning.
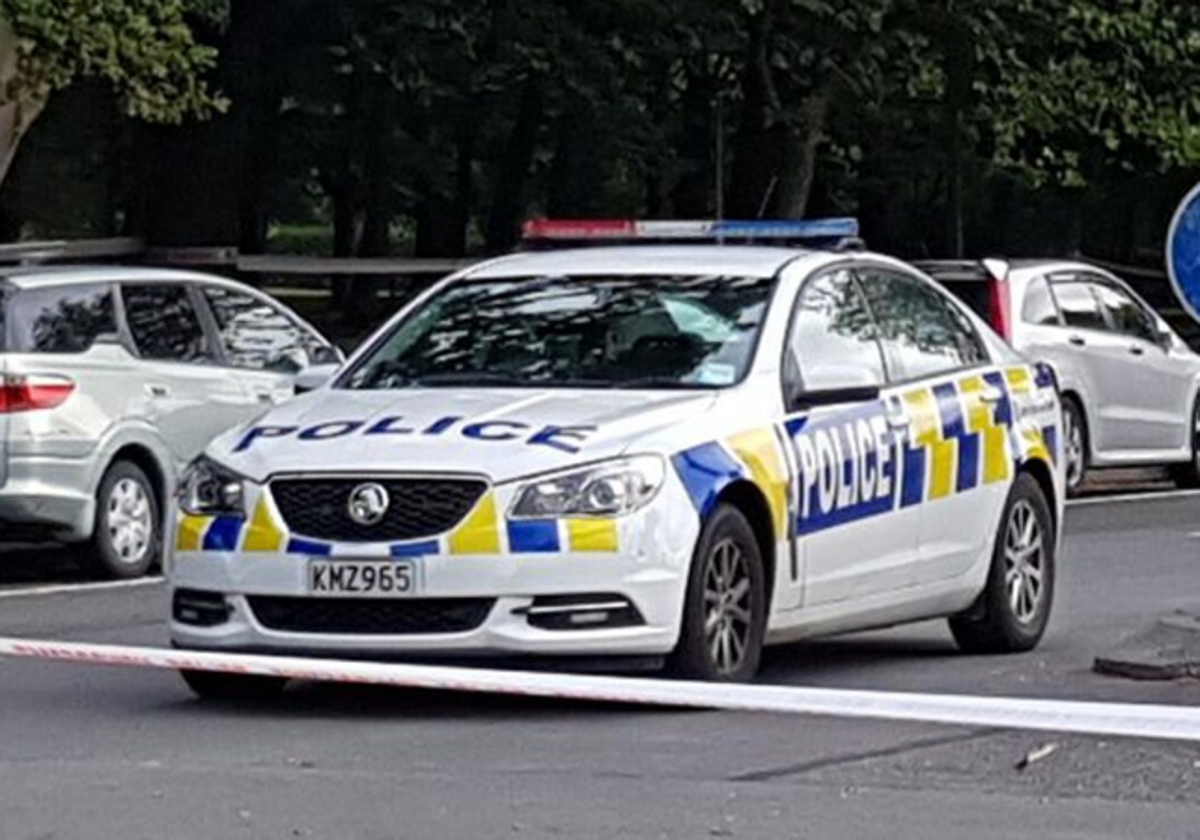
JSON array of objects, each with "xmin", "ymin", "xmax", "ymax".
[{"xmin": 0, "ymin": 0, "xmax": 225, "ymax": 123}]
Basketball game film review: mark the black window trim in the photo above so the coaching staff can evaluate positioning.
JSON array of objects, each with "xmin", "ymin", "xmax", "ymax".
[{"xmin": 850, "ymin": 260, "xmax": 995, "ymax": 388}]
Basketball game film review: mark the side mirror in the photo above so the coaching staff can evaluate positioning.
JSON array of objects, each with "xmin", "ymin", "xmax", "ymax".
[
  {"xmin": 310, "ymin": 344, "xmax": 344, "ymax": 366},
  {"xmin": 294, "ymin": 363, "xmax": 340, "ymax": 395},
  {"xmin": 791, "ymin": 384, "xmax": 881, "ymax": 411},
  {"xmin": 787, "ymin": 365, "xmax": 883, "ymax": 411}
]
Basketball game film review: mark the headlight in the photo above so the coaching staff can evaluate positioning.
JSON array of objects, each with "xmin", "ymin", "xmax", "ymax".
[
  {"xmin": 509, "ymin": 456, "xmax": 665, "ymax": 519},
  {"xmin": 176, "ymin": 456, "xmax": 247, "ymax": 517}
]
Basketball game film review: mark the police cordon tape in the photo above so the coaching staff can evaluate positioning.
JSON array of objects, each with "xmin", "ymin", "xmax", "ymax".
[{"xmin": 4, "ymin": 635, "xmax": 1200, "ymax": 742}]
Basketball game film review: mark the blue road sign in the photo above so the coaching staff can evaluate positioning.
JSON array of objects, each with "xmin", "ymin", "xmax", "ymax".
[{"xmin": 1167, "ymin": 184, "xmax": 1200, "ymax": 322}]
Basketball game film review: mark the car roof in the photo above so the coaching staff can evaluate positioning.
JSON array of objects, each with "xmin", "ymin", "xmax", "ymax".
[
  {"xmin": 0, "ymin": 264, "xmax": 245, "ymax": 290},
  {"xmin": 461, "ymin": 246, "xmax": 832, "ymax": 279}
]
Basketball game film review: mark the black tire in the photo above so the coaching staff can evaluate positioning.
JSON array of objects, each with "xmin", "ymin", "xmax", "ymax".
[
  {"xmin": 89, "ymin": 460, "xmax": 160, "ymax": 580},
  {"xmin": 949, "ymin": 472, "xmax": 1055, "ymax": 654},
  {"xmin": 1060, "ymin": 397, "xmax": 1088, "ymax": 498},
  {"xmin": 667, "ymin": 504, "xmax": 766, "ymax": 682},
  {"xmin": 180, "ymin": 669, "xmax": 289, "ymax": 702},
  {"xmin": 1168, "ymin": 397, "xmax": 1200, "ymax": 489}
]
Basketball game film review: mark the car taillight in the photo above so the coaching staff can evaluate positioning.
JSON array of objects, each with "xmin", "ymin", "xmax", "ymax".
[
  {"xmin": 987, "ymin": 278, "xmax": 1012, "ymax": 342},
  {"xmin": 0, "ymin": 374, "xmax": 76, "ymax": 413}
]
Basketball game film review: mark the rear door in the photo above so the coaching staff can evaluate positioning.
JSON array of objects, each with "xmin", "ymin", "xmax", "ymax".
[
  {"xmin": 1044, "ymin": 276, "xmax": 1123, "ymax": 453},
  {"xmin": 782, "ymin": 266, "xmax": 919, "ymax": 607},
  {"xmin": 119, "ymin": 282, "xmax": 258, "ymax": 463},
  {"xmin": 195, "ymin": 283, "xmax": 337, "ymax": 407},
  {"xmin": 856, "ymin": 264, "xmax": 1011, "ymax": 587},
  {"xmin": 1085, "ymin": 274, "xmax": 1191, "ymax": 453}
]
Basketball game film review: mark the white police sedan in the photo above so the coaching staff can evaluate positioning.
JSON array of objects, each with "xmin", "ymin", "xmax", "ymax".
[{"xmin": 168, "ymin": 219, "xmax": 1063, "ymax": 698}]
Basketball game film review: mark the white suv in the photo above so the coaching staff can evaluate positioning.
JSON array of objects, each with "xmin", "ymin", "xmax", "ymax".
[
  {"xmin": 0, "ymin": 266, "xmax": 340, "ymax": 577},
  {"xmin": 922, "ymin": 260, "xmax": 1200, "ymax": 495}
]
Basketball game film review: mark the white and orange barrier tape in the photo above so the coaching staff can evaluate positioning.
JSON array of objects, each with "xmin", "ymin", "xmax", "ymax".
[{"xmin": 2, "ymin": 635, "xmax": 1200, "ymax": 743}]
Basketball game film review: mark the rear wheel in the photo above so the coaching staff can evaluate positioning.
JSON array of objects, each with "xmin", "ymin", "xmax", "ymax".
[
  {"xmin": 949, "ymin": 472, "xmax": 1055, "ymax": 654},
  {"xmin": 89, "ymin": 460, "xmax": 159, "ymax": 580},
  {"xmin": 668, "ymin": 504, "xmax": 766, "ymax": 682},
  {"xmin": 1168, "ymin": 397, "xmax": 1200, "ymax": 489},
  {"xmin": 1061, "ymin": 397, "xmax": 1087, "ymax": 498},
  {"xmin": 180, "ymin": 669, "xmax": 289, "ymax": 702}
]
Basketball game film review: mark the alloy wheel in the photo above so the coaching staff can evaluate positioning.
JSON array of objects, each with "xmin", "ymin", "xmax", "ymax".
[
  {"xmin": 1063, "ymin": 408, "xmax": 1085, "ymax": 491},
  {"xmin": 703, "ymin": 538, "xmax": 753, "ymax": 676},
  {"xmin": 1004, "ymin": 499, "xmax": 1045, "ymax": 625}
]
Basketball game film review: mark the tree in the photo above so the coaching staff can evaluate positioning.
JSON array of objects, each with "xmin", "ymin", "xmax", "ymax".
[{"xmin": 0, "ymin": 0, "xmax": 224, "ymax": 190}]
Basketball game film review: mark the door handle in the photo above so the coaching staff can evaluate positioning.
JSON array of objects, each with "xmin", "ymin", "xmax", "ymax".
[
  {"xmin": 979, "ymin": 386, "xmax": 1004, "ymax": 404},
  {"xmin": 1068, "ymin": 335, "xmax": 1086, "ymax": 347},
  {"xmin": 1130, "ymin": 345, "xmax": 1145, "ymax": 356},
  {"xmin": 887, "ymin": 412, "xmax": 911, "ymax": 429},
  {"xmin": 146, "ymin": 384, "xmax": 170, "ymax": 398},
  {"xmin": 255, "ymin": 391, "xmax": 274, "ymax": 404}
]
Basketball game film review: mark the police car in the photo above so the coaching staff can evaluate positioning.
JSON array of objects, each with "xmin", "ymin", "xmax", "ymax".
[{"xmin": 167, "ymin": 219, "xmax": 1063, "ymax": 697}]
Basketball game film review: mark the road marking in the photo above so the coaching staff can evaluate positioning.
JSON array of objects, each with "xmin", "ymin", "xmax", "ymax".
[
  {"xmin": 4, "ymin": 636, "xmax": 1200, "ymax": 743},
  {"xmin": 1067, "ymin": 488, "xmax": 1200, "ymax": 507},
  {"xmin": 0, "ymin": 577, "xmax": 163, "ymax": 600}
]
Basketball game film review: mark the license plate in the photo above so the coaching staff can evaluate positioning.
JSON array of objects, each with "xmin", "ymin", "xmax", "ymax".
[{"xmin": 308, "ymin": 560, "xmax": 420, "ymax": 597}]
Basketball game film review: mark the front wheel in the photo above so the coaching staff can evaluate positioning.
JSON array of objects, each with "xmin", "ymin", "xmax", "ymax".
[
  {"xmin": 949, "ymin": 472, "xmax": 1055, "ymax": 654},
  {"xmin": 89, "ymin": 460, "xmax": 160, "ymax": 580},
  {"xmin": 1168, "ymin": 397, "xmax": 1200, "ymax": 489},
  {"xmin": 668, "ymin": 504, "xmax": 766, "ymax": 682}
]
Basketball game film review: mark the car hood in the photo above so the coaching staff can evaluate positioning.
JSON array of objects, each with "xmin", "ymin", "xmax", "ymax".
[{"xmin": 209, "ymin": 387, "xmax": 719, "ymax": 484}]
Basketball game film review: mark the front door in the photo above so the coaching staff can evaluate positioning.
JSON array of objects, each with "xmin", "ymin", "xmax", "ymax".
[{"xmin": 781, "ymin": 267, "xmax": 920, "ymax": 607}]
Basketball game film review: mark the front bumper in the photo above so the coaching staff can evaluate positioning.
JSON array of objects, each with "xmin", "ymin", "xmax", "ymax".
[{"xmin": 167, "ymin": 477, "xmax": 700, "ymax": 659}]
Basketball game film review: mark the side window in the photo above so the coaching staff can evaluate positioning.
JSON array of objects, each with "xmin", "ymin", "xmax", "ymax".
[
  {"xmin": 1021, "ymin": 275, "xmax": 1060, "ymax": 326},
  {"xmin": 121, "ymin": 284, "xmax": 211, "ymax": 363},
  {"xmin": 1088, "ymin": 279, "xmax": 1158, "ymax": 343},
  {"xmin": 785, "ymin": 269, "xmax": 886, "ymax": 395},
  {"xmin": 1050, "ymin": 280, "xmax": 1106, "ymax": 331},
  {"xmin": 202, "ymin": 286, "xmax": 322, "ymax": 373},
  {"xmin": 7, "ymin": 283, "xmax": 117, "ymax": 353},
  {"xmin": 858, "ymin": 268, "xmax": 987, "ymax": 381}
]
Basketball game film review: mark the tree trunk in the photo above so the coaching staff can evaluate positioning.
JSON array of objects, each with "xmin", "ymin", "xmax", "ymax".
[
  {"xmin": 770, "ymin": 92, "xmax": 830, "ymax": 219},
  {"xmin": 485, "ymin": 77, "xmax": 543, "ymax": 251},
  {"xmin": 0, "ymin": 20, "xmax": 49, "ymax": 195},
  {"xmin": 727, "ymin": 5, "xmax": 776, "ymax": 218}
]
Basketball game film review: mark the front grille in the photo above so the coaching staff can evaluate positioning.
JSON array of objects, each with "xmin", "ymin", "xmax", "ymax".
[
  {"xmin": 269, "ymin": 477, "xmax": 487, "ymax": 543},
  {"xmin": 248, "ymin": 596, "xmax": 494, "ymax": 635}
]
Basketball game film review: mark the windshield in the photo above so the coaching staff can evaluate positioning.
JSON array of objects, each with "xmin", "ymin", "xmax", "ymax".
[{"xmin": 341, "ymin": 274, "xmax": 776, "ymax": 390}]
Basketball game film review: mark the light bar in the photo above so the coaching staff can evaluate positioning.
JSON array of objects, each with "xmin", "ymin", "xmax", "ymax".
[{"xmin": 521, "ymin": 218, "xmax": 859, "ymax": 242}]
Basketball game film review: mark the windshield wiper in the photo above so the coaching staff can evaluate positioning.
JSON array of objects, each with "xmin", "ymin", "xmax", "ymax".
[
  {"xmin": 412, "ymin": 372, "xmax": 529, "ymax": 387},
  {"xmin": 608, "ymin": 376, "xmax": 713, "ymax": 390}
]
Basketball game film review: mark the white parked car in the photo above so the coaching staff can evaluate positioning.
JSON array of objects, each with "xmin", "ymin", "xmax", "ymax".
[
  {"xmin": 168, "ymin": 220, "xmax": 1063, "ymax": 698},
  {"xmin": 0, "ymin": 266, "xmax": 341, "ymax": 577},
  {"xmin": 920, "ymin": 260, "xmax": 1200, "ymax": 495}
]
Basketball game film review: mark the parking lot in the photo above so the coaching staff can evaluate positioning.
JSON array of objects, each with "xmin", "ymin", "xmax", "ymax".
[{"xmin": 2, "ymin": 479, "xmax": 1199, "ymax": 840}]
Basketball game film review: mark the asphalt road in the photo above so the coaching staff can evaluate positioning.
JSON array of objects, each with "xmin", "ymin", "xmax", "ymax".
[{"xmin": 2, "ymin": 491, "xmax": 1200, "ymax": 839}]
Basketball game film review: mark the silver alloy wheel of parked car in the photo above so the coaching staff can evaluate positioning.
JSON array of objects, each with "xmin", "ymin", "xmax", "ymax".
[
  {"xmin": 1004, "ymin": 498, "xmax": 1045, "ymax": 625},
  {"xmin": 1062, "ymin": 402, "xmax": 1086, "ymax": 493},
  {"xmin": 104, "ymin": 477, "xmax": 154, "ymax": 568}
]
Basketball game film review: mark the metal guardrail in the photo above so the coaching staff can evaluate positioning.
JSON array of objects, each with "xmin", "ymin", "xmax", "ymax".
[{"xmin": 0, "ymin": 237, "xmax": 143, "ymax": 264}]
